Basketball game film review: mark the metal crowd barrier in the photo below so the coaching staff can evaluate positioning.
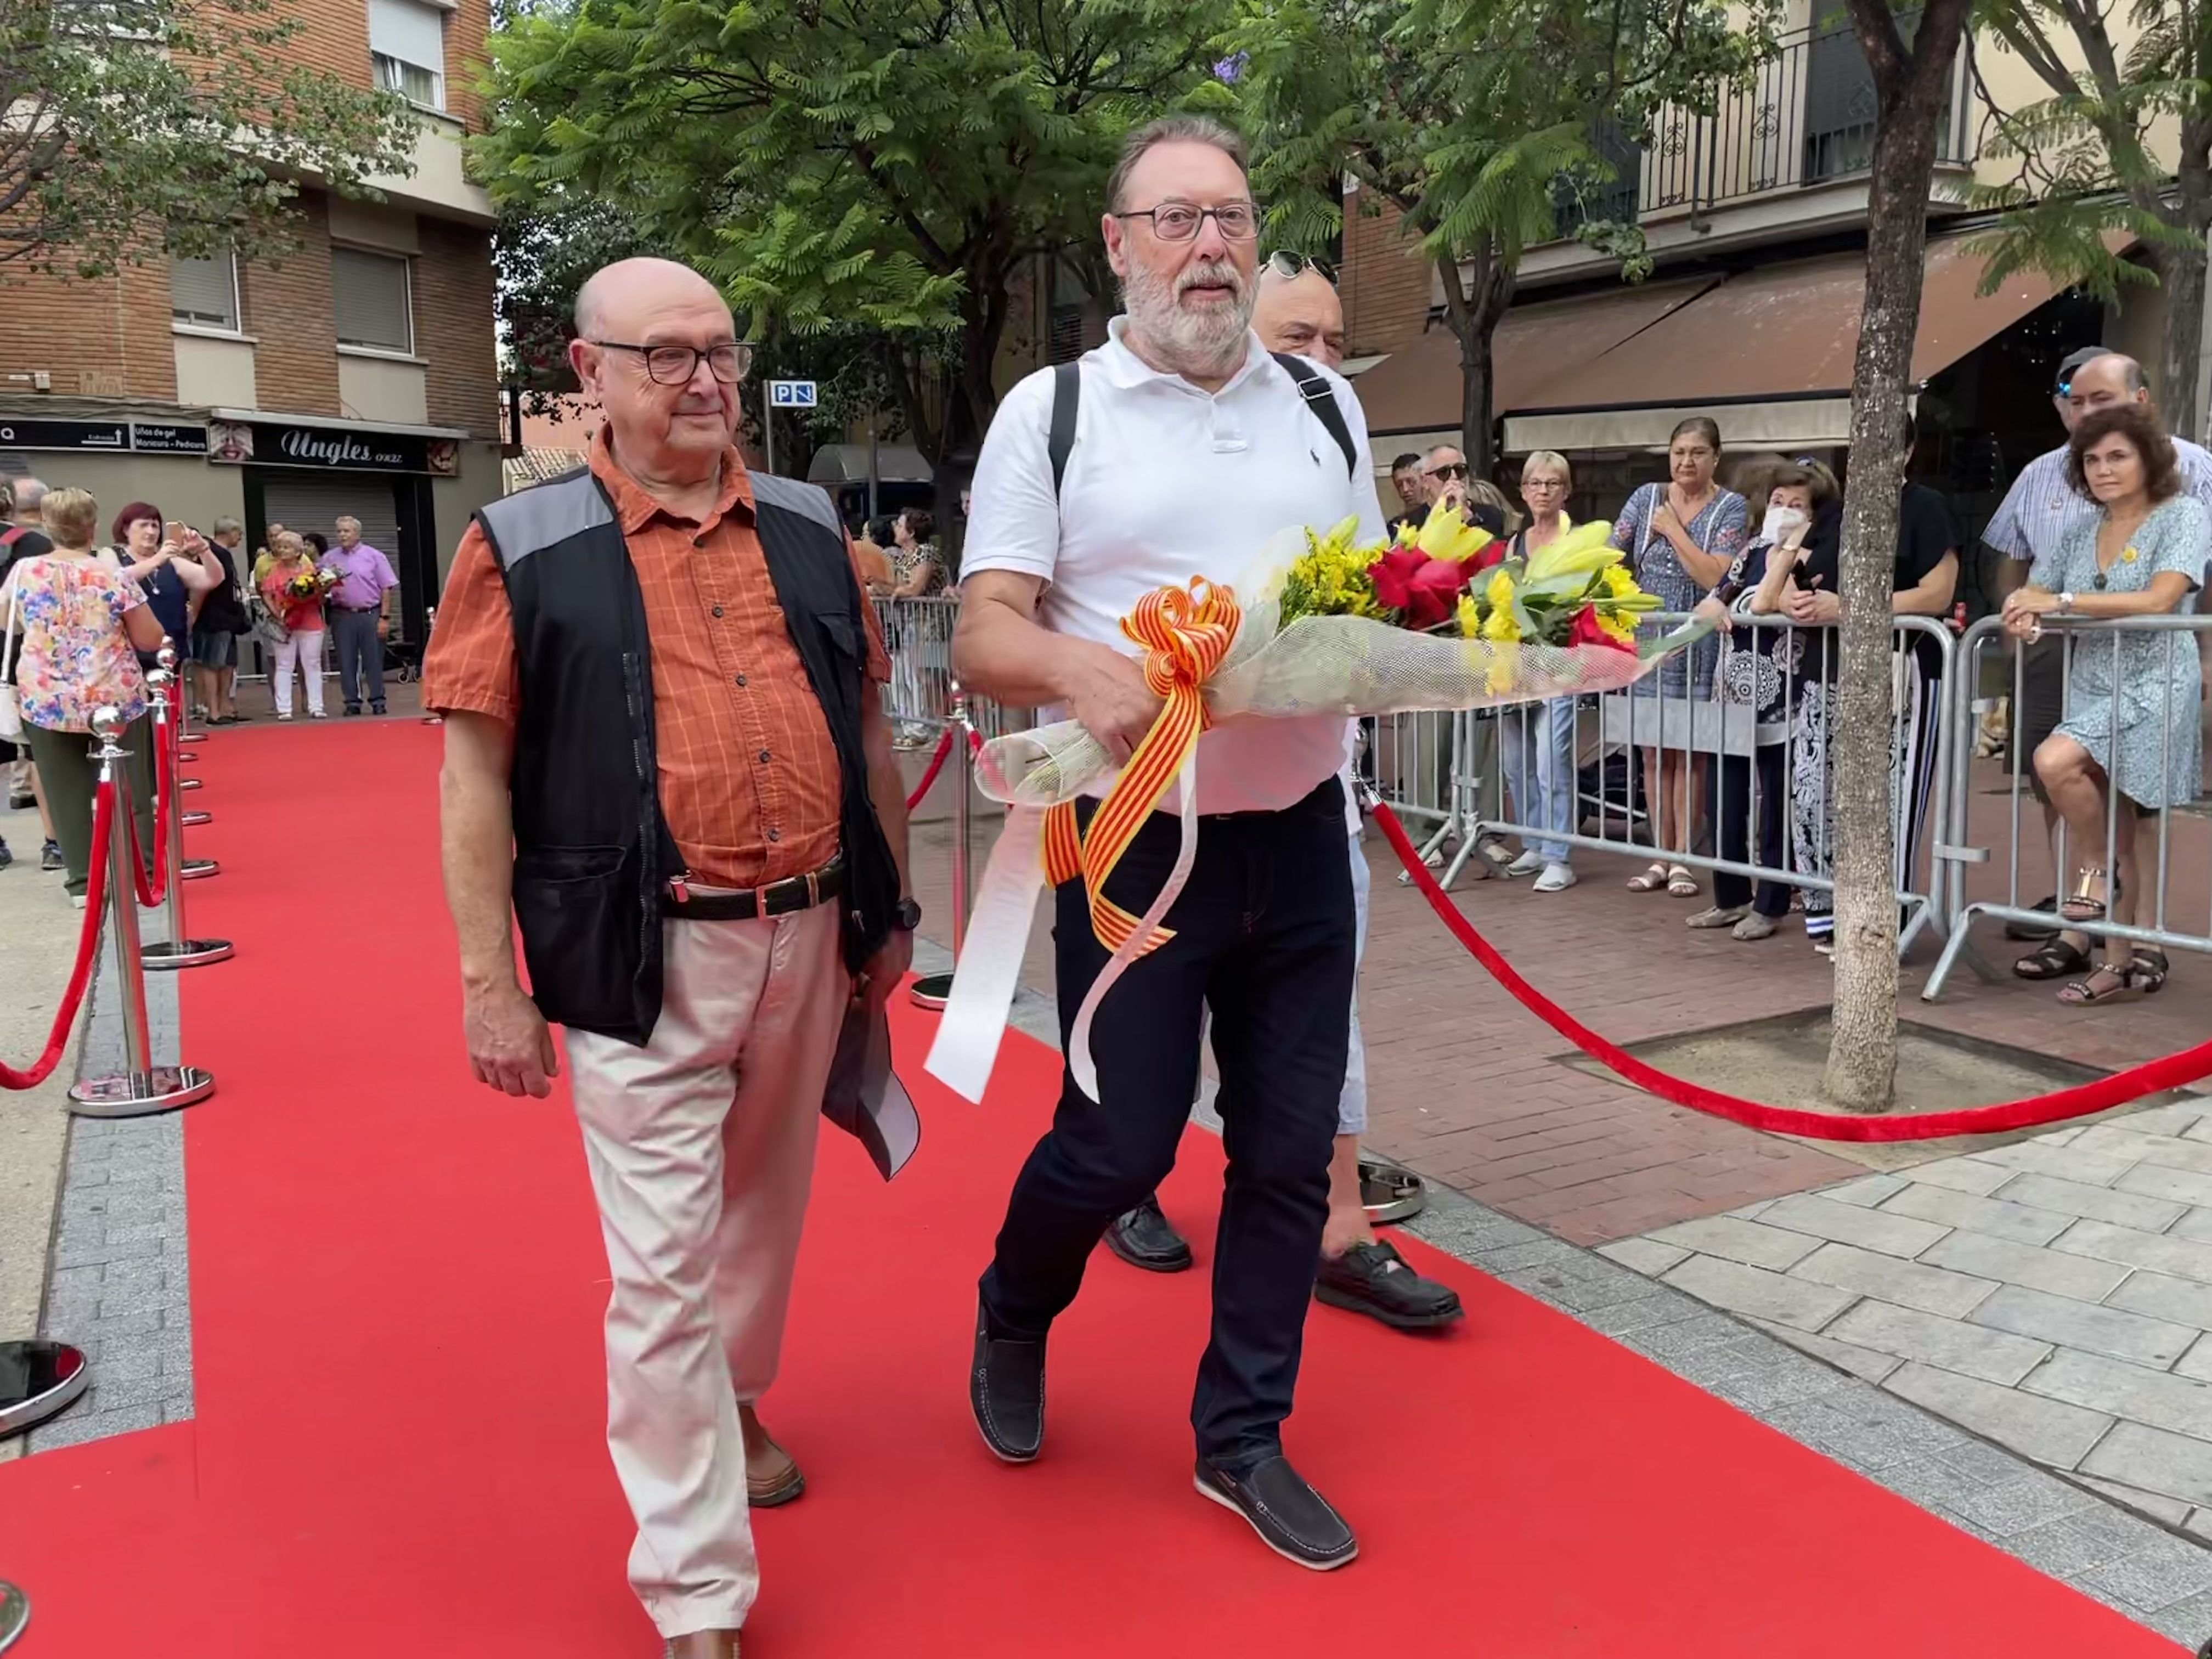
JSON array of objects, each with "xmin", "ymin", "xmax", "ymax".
[
  {"xmin": 874, "ymin": 594, "xmax": 1035, "ymax": 741},
  {"xmin": 1363, "ymin": 612, "xmax": 1959, "ymax": 956},
  {"xmin": 1922, "ymin": 613, "xmax": 2212, "ymax": 999}
]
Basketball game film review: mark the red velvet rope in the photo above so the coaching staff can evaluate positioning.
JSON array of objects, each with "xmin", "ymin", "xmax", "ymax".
[
  {"xmin": 1367, "ymin": 802, "xmax": 2212, "ymax": 1142},
  {"xmin": 131, "ymin": 707, "xmax": 172, "ymax": 909},
  {"xmin": 904, "ymin": 724, "xmax": 959, "ymax": 811},
  {"xmin": 0, "ymin": 781, "xmax": 115, "ymax": 1090}
]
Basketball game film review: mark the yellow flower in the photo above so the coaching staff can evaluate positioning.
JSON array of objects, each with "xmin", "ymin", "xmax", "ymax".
[
  {"xmin": 1522, "ymin": 519, "xmax": 1620, "ymax": 584},
  {"xmin": 1485, "ymin": 567, "xmax": 1516, "ymax": 615},
  {"xmin": 1412, "ymin": 502, "xmax": 1497, "ymax": 566},
  {"xmin": 1600, "ymin": 564, "xmax": 1641, "ymax": 601},
  {"xmin": 1456, "ymin": 594, "xmax": 1482, "ymax": 638},
  {"xmin": 1485, "ymin": 653, "xmax": 1521, "ymax": 696},
  {"xmin": 1481, "ymin": 603, "xmax": 1520, "ymax": 645},
  {"xmin": 1594, "ymin": 610, "xmax": 1638, "ymax": 646}
]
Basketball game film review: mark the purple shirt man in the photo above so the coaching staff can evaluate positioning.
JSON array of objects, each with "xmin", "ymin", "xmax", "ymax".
[
  {"xmin": 320, "ymin": 516, "xmax": 399, "ymax": 713},
  {"xmin": 321, "ymin": 526, "xmax": 398, "ymax": 614}
]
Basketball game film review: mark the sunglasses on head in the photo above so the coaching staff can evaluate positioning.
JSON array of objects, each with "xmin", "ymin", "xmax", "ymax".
[{"xmin": 1265, "ymin": 250, "xmax": 1338, "ymax": 284}]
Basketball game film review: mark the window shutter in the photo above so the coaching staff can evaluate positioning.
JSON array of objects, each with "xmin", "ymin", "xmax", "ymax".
[
  {"xmin": 331, "ymin": 249, "xmax": 413, "ymax": 353},
  {"xmin": 368, "ymin": 0, "xmax": 445, "ymax": 74},
  {"xmin": 171, "ymin": 255, "xmax": 237, "ymax": 329}
]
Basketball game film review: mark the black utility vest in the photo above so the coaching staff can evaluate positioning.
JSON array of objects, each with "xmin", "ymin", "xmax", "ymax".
[{"xmin": 476, "ymin": 465, "xmax": 900, "ymax": 1046}]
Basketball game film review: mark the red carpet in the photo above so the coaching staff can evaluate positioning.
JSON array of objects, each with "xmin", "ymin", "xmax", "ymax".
[{"xmin": 0, "ymin": 720, "xmax": 2183, "ymax": 1656}]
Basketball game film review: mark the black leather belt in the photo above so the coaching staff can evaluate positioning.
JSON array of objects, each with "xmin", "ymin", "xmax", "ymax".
[{"xmin": 661, "ymin": 858, "xmax": 845, "ymax": 920}]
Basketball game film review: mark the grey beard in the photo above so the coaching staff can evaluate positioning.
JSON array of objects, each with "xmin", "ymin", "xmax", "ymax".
[{"xmin": 1122, "ymin": 260, "xmax": 1253, "ymax": 379}]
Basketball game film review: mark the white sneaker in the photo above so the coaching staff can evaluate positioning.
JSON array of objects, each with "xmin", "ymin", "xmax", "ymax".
[
  {"xmin": 1532, "ymin": 862, "xmax": 1577, "ymax": 893},
  {"xmin": 69, "ymin": 892, "xmax": 87, "ymax": 910},
  {"xmin": 1504, "ymin": 848, "xmax": 1547, "ymax": 877}
]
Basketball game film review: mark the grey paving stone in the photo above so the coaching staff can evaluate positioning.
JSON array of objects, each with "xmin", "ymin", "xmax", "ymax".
[
  {"xmin": 1644, "ymin": 1215, "xmax": 1824, "ymax": 1272},
  {"xmin": 1976, "ymin": 1138, "xmax": 2138, "ymax": 1186},
  {"xmin": 2079, "ymin": 1474, "xmax": 2196, "ymax": 1526},
  {"xmin": 2025, "ymin": 1349, "xmax": 2212, "ymax": 1440},
  {"xmin": 2054, "ymin": 1218, "xmax": 2212, "ymax": 1285},
  {"xmin": 2117, "ymin": 1165, "xmax": 2212, "ymax": 1211},
  {"xmin": 1828, "ymin": 1298, "xmax": 2052, "ymax": 1385},
  {"xmin": 2149, "ymin": 1588, "xmax": 2212, "ymax": 1649},
  {"xmin": 1751, "ymin": 1319, "xmax": 1904, "ymax": 1386},
  {"xmin": 1620, "ymin": 1309, "xmax": 1758, "ymax": 1359},
  {"xmin": 1996, "ymin": 1171, "xmax": 2189, "ymax": 1233},
  {"xmin": 1879, "ymin": 1455, "xmax": 2011, "ymax": 1511},
  {"xmin": 1791, "ymin": 1242, "xmax": 1997, "ymax": 1319},
  {"xmin": 1764, "ymin": 1386, "xmax": 1972, "ymax": 1472},
  {"xmin": 1972, "ymin": 1283, "xmax": 2199, "ymax": 1369},
  {"xmin": 1820, "ymin": 1172, "xmax": 1910, "ymax": 1207},
  {"xmin": 1760, "ymin": 1192, "xmax": 1952, "ymax": 1259},
  {"xmin": 1594, "ymin": 1237, "xmax": 1688, "ymax": 1277},
  {"xmin": 1887, "ymin": 1362, "xmax": 2114, "ymax": 1469},
  {"xmin": 1577, "ymin": 1291, "xmax": 1704, "ymax": 1339},
  {"xmin": 1474, "ymin": 1239, "xmax": 1585, "ymax": 1274},
  {"xmin": 1658, "ymin": 1253, "xmax": 1858, "ymax": 1333},
  {"xmin": 1949, "ymin": 1472, "xmax": 2106, "ymax": 1538},
  {"xmin": 2170, "ymin": 1207, "xmax": 2212, "ymax": 1245},
  {"xmin": 1920, "ymin": 1229, "xmax": 2134, "ymax": 1302},
  {"xmin": 1900, "ymin": 1157, "xmax": 2020, "ymax": 1197},
  {"xmin": 2004, "ymin": 1513, "xmax": 2160, "ymax": 1579},
  {"xmin": 2075, "ymin": 1125, "xmax": 2212, "ymax": 1176},
  {"xmin": 2083, "ymin": 1422, "xmax": 2212, "ymax": 1510},
  {"xmin": 28, "ymin": 1403, "xmax": 161, "ymax": 1448},
  {"xmin": 2080, "ymin": 1532, "xmax": 2212, "ymax": 1613},
  {"xmin": 2109, "ymin": 1271, "xmax": 2212, "ymax": 1331},
  {"xmin": 1498, "ymin": 1264, "xmax": 1659, "ymax": 1314},
  {"xmin": 2178, "ymin": 1336, "xmax": 2212, "ymax": 1383},
  {"xmin": 1877, "ymin": 1182, "xmax": 2072, "ymax": 1246}
]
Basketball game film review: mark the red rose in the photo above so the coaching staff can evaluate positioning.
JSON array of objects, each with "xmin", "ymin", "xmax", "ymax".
[
  {"xmin": 1567, "ymin": 606, "xmax": 1635, "ymax": 653},
  {"xmin": 1369, "ymin": 546, "xmax": 1483, "ymax": 630}
]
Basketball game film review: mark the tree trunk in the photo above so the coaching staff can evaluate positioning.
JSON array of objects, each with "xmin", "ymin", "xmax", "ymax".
[
  {"xmin": 2155, "ymin": 236, "xmax": 2208, "ymax": 444},
  {"xmin": 1438, "ymin": 238, "xmax": 1515, "ymax": 478},
  {"xmin": 1822, "ymin": 0, "xmax": 1972, "ymax": 1113}
]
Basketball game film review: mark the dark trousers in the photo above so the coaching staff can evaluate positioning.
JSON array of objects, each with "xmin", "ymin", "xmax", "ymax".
[
  {"xmin": 331, "ymin": 608, "xmax": 386, "ymax": 709},
  {"xmin": 1711, "ymin": 747, "xmax": 1791, "ymax": 917},
  {"xmin": 980, "ymin": 776, "xmax": 1356, "ymax": 1468},
  {"xmin": 24, "ymin": 718, "xmax": 159, "ymax": 898}
]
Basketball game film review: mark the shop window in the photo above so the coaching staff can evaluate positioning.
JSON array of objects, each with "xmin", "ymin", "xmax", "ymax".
[
  {"xmin": 332, "ymin": 247, "xmax": 415, "ymax": 354},
  {"xmin": 369, "ymin": 0, "xmax": 446, "ymax": 111},
  {"xmin": 171, "ymin": 253, "xmax": 240, "ymax": 331}
]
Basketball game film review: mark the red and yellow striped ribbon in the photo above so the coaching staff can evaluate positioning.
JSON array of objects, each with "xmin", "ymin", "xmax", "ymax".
[{"xmin": 1041, "ymin": 578, "xmax": 1240, "ymax": 955}]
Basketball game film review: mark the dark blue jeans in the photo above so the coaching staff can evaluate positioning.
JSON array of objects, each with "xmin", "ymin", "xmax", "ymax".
[
  {"xmin": 330, "ymin": 607, "xmax": 385, "ymax": 709},
  {"xmin": 980, "ymin": 776, "xmax": 1356, "ymax": 1468}
]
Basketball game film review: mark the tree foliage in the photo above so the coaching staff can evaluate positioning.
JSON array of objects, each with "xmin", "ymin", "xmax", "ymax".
[
  {"xmin": 0, "ymin": 0, "xmax": 417, "ymax": 275},
  {"xmin": 475, "ymin": 0, "xmax": 1235, "ymax": 494},
  {"xmin": 1229, "ymin": 0, "xmax": 1775, "ymax": 472},
  {"xmin": 1960, "ymin": 0, "xmax": 2212, "ymax": 435}
]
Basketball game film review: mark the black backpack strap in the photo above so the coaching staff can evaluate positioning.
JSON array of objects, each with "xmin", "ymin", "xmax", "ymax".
[
  {"xmin": 1271, "ymin": 352, "xmax": 1357, "ymax": 480},
  {"xmin": 1048, "ymin": 362, "xmax": 1082, "ymax": 496}
]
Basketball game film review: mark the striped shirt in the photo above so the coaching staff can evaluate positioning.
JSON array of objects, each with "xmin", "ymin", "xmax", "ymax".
[{"xmin": 1982, "ymin": 437, "xmax": 2212, "ymax": 569}]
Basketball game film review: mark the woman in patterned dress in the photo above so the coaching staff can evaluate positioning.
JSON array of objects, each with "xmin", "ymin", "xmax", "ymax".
[
  {"xmin": 2005, "ymin": 403, "xmax": 2208, "ymax": 1004},
  {"xmin": 1609, "ymin": 417, "xmax": 1748, "ymax": 898}
]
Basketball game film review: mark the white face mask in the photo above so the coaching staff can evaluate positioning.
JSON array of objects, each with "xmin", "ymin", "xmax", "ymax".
[{"xmin": 1762, "ymin": 506, "xmax": 1808, "ymax": 544}]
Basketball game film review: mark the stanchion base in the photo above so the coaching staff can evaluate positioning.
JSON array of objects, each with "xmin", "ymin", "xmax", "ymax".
[
  {"xmin": 0, "ymin": 1338, "xmax": 89, "ymax": 1435},
  {"xmin": 142, "ymin": 936, "xmax": 235, "ymax": 970},
  {"xmin": 176, "ymin": 748, "xmax": 200, "ymax": 764},
  {"xmin": 183, "ymin": 810, "xmax": 211, "ymax": 826},
  {"xmin": 908, "ymin": 972, "xmax": 956, "ymax": 1011},
  {"xmin": 0, "ymin": 1579, "xmax": 26, "ymax": 1653},
  {"xmin": 178, "ymin": 777, "xmax": 202, "ymax": 792},
  {"xmin": 67, "ymin": 1065, "xmax": 215, "ymax": 1119},
  {"xmin": 182, "ymin": 857, "xmax": 218, "ymax": 880},
  {"xmin": 1359, "ymin": 1160, "xmax": 1426, "ymax": 1226}
]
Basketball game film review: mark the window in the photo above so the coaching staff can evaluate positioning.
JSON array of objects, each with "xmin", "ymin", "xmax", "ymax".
[
  {"xmin": 171, "ymin": 253, "xmax": 239, "ymax": 331},
  {"xmin": 331, "ymin": 247, "xmax": 414, "ymax": 353},
  {"xmin": 369, "ymin": 0, "xmax": 445, "ymax": 111}
]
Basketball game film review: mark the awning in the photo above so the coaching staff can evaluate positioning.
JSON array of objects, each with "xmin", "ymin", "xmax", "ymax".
[
  {"xmin": 808, "ymin": 442, "xmax": 933, "ymax": 486},
  {"xmin": 1499, "ymin": 230, "xmax": 2103, "ymax": 452},
  {"xmin": 1353, "ymin": 277, "xmax": 1719, "ymax": 439}
]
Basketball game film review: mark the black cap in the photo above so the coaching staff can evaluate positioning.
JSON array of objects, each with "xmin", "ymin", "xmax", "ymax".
[{"xmin": 2056, "ymin": 346, "xmax": 2106, "ymax": 395}]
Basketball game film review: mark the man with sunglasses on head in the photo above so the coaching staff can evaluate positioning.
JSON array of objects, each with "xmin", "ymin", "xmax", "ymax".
[
  {"xmin": 424, "ymin": 256, "xmax": 915, "ymax": 1659},
  {"xmin": 958, "ymin": 116, "xmax": 1387, "ymax": 1569}
]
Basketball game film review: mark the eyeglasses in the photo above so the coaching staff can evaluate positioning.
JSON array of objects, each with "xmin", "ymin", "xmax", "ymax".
[
  {"xmin": 1265, "ymin": 250, "xmax": 1336, "ymax": 283},
  {"xmin": 1115, "ymin": 201, "xmax": 1259, "ymax": 242},
  {"xmin": 1425, "ymin": 461, "xmax": 1469, "ymax": 482},
  {"xmin": 589, "ymin": 340, "xmax": 756, "ymax": 386}
]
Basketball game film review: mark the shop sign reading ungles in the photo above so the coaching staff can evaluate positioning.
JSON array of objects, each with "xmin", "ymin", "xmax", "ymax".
[{"xmin": 208, "ymin": 419, "xmax": 449, "ymax": 473}]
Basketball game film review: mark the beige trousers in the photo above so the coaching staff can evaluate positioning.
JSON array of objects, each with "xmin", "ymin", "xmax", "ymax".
[{"xmin": 565, "ymin": 900, "xmax": 848, "ymax": 1639}]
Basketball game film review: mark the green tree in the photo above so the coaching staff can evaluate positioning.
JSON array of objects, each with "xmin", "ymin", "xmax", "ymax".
[
  {"xmin": 1961, "ymin": 0, "xmax": 2212, "ymax": 438},
  {"xmin": 1822, "ymin": 0, "xmax": 1977, "ymax": 1112},
  {"xmin": 0, "ymin": 0, "xmax": 416, "ymax": 275},
  {"xmin": 1230, "ymin": 0, "xmax": 1776, "ymax": 475},
  {"xmin": 475, "ymin": 0, "xmax": 1234, "ymax": 517}
]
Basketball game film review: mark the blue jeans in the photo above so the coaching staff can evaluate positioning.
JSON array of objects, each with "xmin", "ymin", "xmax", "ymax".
[{"xmin": 1498, "ymin": 698, "xmax": 1578, "ymax": 864}]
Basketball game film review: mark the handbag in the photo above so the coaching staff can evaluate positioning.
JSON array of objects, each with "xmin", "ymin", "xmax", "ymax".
[{"xmin": 0, "ymin": 565, "xmax": 21, "ymax": 742}]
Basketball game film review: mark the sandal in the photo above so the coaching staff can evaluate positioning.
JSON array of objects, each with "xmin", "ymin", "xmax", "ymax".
[
  {"xmin": 1626, "ymin": 862, "xmax": 1669, "ymax": 892},
  {"xmin": 2057, "ymin": 957, "xmax": 2164, "ymax": 1005},
  {"xmin": 2014, "ymin": 938, "xmax": 2090, "ymax": 980},
  {"xmin": 2131, "ymin": 949, "xmax": 2170, "ymax": 994},
  {"xmin": 1666, "ymin": 864, "xmax": 1700, "ymax": 897},
  {"xmin": 2059, "ymin": 868, "xmax": 2109, "ymax": 926}
]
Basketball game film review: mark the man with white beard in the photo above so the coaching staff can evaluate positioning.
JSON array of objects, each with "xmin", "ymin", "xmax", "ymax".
[{"xmin": 955, "ymin": 116, "xmax": 1385, "ymax": 1570}]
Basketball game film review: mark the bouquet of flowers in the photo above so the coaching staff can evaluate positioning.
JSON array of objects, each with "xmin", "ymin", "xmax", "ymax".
[
  {"xmin": 977, "ymin": 504, "xmax": 1699, "ymax": 809},
  {"xmin": 285, "ymin": 567, "xmax": 339, "ymax": 601}
]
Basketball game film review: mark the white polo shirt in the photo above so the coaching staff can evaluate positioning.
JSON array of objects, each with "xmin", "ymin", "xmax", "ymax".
[{"xmin": 963, "ymin": 317, "xmax": 1387, "ymax": 815}]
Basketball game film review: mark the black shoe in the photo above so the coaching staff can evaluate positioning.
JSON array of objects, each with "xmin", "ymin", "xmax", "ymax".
[
  {"xmin": 40, "ymin": 840, "xmax": 61, "ymax": 872},
  {"xmin": 7, "ymin": 791, "xmax": 31, "ymax": 811},
  {"xmin": 1103, "ymin": 1194, "xmax": 1193, "ymax": 1273},
  {"xmin": 1314, "ymin": 1239, "xmax": 1464, "ymax": 1331},
  {"xmin": 370, "ymin": 703, "xmax": 387, "ymax": 715},
  {"xmin": 1195, "ymin": 1454, "xmax": 1358, "ymax": 1570},
  {"xmin": 0, "ymin": 838, "xmax": 12, "ymax": 869},
  {"xmin": 2004, "ymin": 894, "xmax": 2059, "ymax": 941},
  {"xmin": 343, "ymin": 704, "xmax": 362, "ymax": 716},
  {"xmin": 970, "ymin": 1303, "xmax": 1045, "ymax": 1463}
]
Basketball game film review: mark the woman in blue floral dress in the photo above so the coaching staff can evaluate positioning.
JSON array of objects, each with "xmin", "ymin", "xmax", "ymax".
[{"xmin": 1608, "ymin": 417, "xmax": 1748, "ymax": 898}]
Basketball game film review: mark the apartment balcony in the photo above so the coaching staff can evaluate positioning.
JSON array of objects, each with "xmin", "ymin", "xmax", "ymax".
[{"xmin": 1534, "ymin": 19, "xmax": 1974, "ymax": 281}]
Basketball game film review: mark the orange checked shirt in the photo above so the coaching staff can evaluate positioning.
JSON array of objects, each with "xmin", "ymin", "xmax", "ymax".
[{"xmin": 422, "ymin": 429, "xmax": 890, "ymax": 890}]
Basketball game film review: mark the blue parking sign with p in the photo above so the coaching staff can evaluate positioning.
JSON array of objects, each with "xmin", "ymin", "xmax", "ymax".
[{"xmin": 769, "ymin": 380, "xmax": 818, "ymax": 408}]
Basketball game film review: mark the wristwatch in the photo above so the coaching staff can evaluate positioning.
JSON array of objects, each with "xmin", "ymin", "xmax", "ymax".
[
  {"xmin": 892, "ymin": 897, "xmax": 923, "ymax": 931},
  {"xmin": 2057, "ymin": 591, "xmax": 2076, "ymax": 616}
]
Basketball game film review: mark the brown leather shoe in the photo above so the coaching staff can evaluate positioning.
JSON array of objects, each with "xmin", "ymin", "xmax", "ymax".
[
  {"xmin": 663, "ymin": 1631, "xmax": 740, "ymax": 1658},
  {"xmin": 739, "ymin": 1402, "xmax": 805, "ymax": 1508}
]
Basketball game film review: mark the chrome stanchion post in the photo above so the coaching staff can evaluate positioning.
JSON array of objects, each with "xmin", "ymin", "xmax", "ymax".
[
  {"xmin": 421, "ymin": 605, "xmax": 444, "ymax": 725},
  {"xmin": 0, "ymin": 1578, "xmax": 27, "ymax": 1651},
  {"xmin": 152, "ymin": 650, "xmax": 217, "ymax": 881},
  {"xmin": 0, "ymin": 1336, "xmax": 90, "ymax": 1440},
  {"xmin": 909, "ymin": 689, "xmax": 971, "ymax": 1010},
  {"xmin": 142, "ymin": 665, "xmax": 234, "ymax": 970},
  {"xmin": 67, "ymin": 707, "xmax": 217, "ymax": 1119}
]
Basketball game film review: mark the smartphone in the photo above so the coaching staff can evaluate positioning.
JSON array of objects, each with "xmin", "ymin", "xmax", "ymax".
[{"xmin": 163, "ymin": 520, "xmax": 188, "ymax": 543}]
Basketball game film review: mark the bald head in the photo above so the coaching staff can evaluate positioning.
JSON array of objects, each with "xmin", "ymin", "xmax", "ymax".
[
  {"xmin": 9, "ymin": 476, "xmax": 45, "ymax": 524},
  {"xmin": 573, "ymin": 257, "xmax": 731, "ymax": 342},
  {"xmin": 569, "ymin": 257, "xmax": 743, "ymax": 487},
  {"xmin": 2066, "ymin": 352, "xmax": 2152, "ymax": 425},
  {"xmin": 1253, "ymin": 266, "xmax": 1345, "ymax": 370}
]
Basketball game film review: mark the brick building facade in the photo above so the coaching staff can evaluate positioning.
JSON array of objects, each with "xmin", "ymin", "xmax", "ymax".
[{"xmin": 0, "ymin": 0, "xmax": 501, "ymax": 645}]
